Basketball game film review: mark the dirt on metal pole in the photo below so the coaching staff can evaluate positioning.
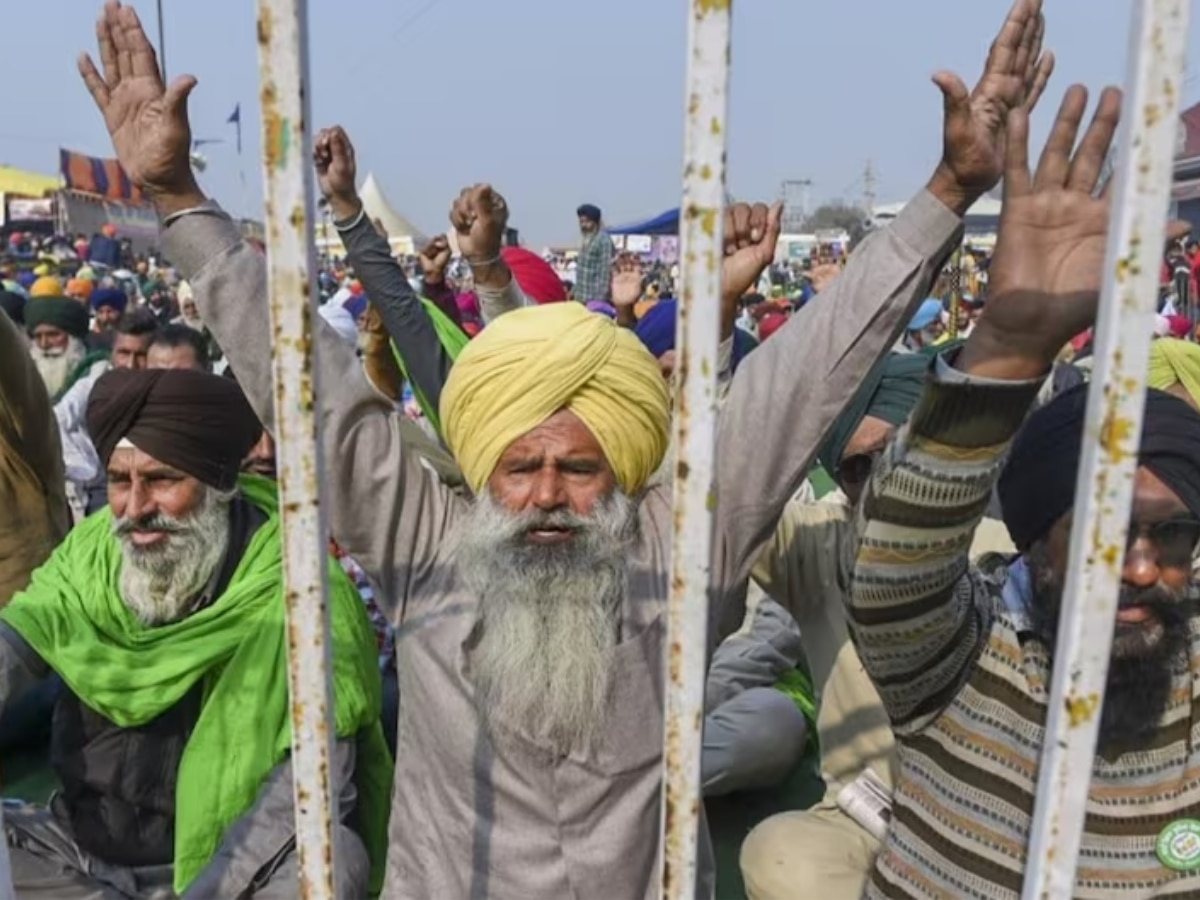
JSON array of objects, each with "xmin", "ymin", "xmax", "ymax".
[
  {"xmin": 660, "ymin": 1, "xmax": 731, "ymax": 899},
  {"xmin": 1022, "ymin": 1, "xmax": 1189, "ymax": 896},
  {"xmin": 254, "ymin": 1, "xmax": 339, "ymax": 897}
]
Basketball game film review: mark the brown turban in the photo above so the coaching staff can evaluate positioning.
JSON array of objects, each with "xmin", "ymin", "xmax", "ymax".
[{"xmin": 87, "ymin": 368, "xmax": 263, "ymax": 490}]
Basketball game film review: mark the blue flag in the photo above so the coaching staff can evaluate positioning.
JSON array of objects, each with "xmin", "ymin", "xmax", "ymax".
[{"xmin": 227, "ymin": 104, "xmax": 242, "ymax": 154}]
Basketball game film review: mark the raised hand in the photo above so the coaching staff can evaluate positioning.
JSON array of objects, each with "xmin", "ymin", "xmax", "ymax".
[
  {"xmin": 314, "ymin": 126, "xmax": 360, "ymax": 221},
  {"xmin": 419, "ymin": 236, "xmax": 453, "ymax": 285},
  {"xmin": 721, "ymin": 202, "xmax": 783, "ymax": 307},
  {"xmin": 611, "ymin": 253, "xmax": 644, "ymax": 309},
  {"xmin": 449, "ymin": 185, "xmax": 509, "ymax": 265},
  {"xmin": 929, "ymin": 0, "xmax": 1055, "ymax": 214},
  {"xmin": 959, "ymin": 84, "xmax": 1122, "ymax": 380},
  {"xmin": 78, "ymin": 1, "xmax": 198, "ymax": 199},
  {"xmin": 808, "ymin": 262, "xmax": 841, "ymax": 294}
]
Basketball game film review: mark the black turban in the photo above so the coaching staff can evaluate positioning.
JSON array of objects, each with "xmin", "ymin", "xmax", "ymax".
[
  {"xmin": 87, "ymin": 368, "xmax": 263, "ymax": 490},
  {"xmin": 0, "ymin": 291, "xmax": 26, "ymax": 325},
  {"xmin": 25, "ymin": 297, "xmax": 89, "ymax": 340},
  {"xmin": 576, "ymin": 203, "xmax": 602, "ymax": 223},
  {"xmin": 998, "ymin": 385, "xmax": 1200, "ymax": 551}
]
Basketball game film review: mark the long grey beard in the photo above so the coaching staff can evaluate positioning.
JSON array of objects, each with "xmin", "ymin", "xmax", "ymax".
[
  {"xmin": 30, "ymin": 338, "xmax": 86, "ymax": 397},
  {"xmin": 456, "ymin": 490, "xmax": 637, "ymax": 757},
  {"xmin": 114, "ymin": 485, "xmax": 233, "ymax": 625}
]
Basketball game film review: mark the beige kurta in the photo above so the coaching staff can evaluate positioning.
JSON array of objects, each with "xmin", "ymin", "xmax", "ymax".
[
  {"xmin": 164, "ymin": 187, "xmax": 962, "ymax": 899},
  {"xmin": 0, "ymin": 312, "xmax": 70, "ymax": 605}
]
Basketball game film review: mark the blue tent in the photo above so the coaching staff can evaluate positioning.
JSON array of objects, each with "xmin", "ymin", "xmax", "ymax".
[{"xmin": 608, "ymin": 208, "xmax": 679, "ymax": 236}]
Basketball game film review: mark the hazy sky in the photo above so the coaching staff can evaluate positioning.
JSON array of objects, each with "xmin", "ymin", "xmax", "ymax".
[{"xmin": 5, "ymin": 0, "xmax": 1200, "ymax": 246}]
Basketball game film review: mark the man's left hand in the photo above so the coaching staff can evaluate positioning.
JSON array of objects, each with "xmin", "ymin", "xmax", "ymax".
[
  {"xmin": 721, "ymin": 202, "xmax": 783, "ymax": 307},
  {"xmin": 928, "ymin": 0, "xmax": 1055, "ymax": 215}
]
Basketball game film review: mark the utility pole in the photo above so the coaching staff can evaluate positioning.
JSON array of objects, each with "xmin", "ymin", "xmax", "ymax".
[
  {"xmin": 862, "ymin": 159, "xmax": 877, "ymax": 216},
  {"xmin": 780, "ymin": 178, "xmax": 813, "ymax": 233}
]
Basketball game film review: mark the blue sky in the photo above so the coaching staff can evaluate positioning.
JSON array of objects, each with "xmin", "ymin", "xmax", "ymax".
[{"xmin": 5, "ymin": 0, "xmax": 1200, "ymax": 246}]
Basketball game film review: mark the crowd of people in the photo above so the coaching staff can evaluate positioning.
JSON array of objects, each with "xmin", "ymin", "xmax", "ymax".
[{"xmin": 2, "ymin": 1, "xmax": 1200, "ymax": 898}]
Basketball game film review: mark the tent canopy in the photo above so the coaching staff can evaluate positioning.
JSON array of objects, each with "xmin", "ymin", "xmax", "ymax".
[
  {"xmin": 0, "ymin": 164, "xmax": 62, "ymax": 197},
  {"xmin": 608, "ymin": 208, "xmax": 679, "ymax": 236},
  {"xmin": 359, "ymin": 172, "xmax": 425, "ymax": 242}
]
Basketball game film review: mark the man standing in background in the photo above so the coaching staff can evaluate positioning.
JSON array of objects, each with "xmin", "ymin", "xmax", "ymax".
[{"xmin": 573, "ymin": 203, "xmax": 613, "ymax": 303}]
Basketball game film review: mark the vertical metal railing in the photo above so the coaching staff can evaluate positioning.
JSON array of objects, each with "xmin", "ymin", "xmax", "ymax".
[
  {"xmin": 1022, "ymin": 1, "xmax": 1190, "ymax": 896},
  {"xmin": 0, "ymin": 806, "xmax": 12, "ymax": 900},
  {"xmin": 659, "ymin": 1, "xmax": 731, "ymax": 898},
  {"xmin": 255, "ymin": 1, "xmax": 339, "ymax": 898}
]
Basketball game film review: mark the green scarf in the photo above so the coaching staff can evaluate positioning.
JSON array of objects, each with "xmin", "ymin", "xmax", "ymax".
[
  {"xmin": 54, "ymin": 348, "xmax": 110, "ymax": 403},
  {"xmin": 0, "ymin": 475, "xmax": 392, "ymax": 895},
  {"xmin": 390, "ymin": 297, "xmax": 469, "ymax": 436}
]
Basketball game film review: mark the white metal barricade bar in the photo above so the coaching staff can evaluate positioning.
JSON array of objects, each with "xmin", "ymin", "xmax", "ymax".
[
  {"xmin": 1022, "ymin": 1, "xmax": 1190, "ymax": 896},
  {"xmin": 0, "ymin": 805, "xmax": 12, "ymax": 900},
  {"xmin": 660, "ymin": 1, "xmax": 731, "ymax": 898},
  {"xmin": 255, "ymin": 1, "xmax": 340, "ymax": 897}
]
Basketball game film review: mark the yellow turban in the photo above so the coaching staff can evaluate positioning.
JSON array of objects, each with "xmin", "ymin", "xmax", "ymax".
[
  {"xmin": 29, "ymin": 276, "xmax": 64, "ymax": 298},
  {"xmin": 441, "ymin": 302, "xmax": 670, "ymax": 496},
  {"xmin": 1148, "ymin": 338, "xmax": 1200, "ymax": 408}
]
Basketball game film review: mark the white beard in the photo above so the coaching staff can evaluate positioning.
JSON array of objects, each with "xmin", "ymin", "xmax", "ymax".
[
  {"xmin": 30, "ymin": 337, "xmax": 86, "ymax": 397},
  {"xmin": 114, "ymin": 485, "xmax": 233, "ymax": 625},
  {"xmin": 456, "ymin": 490, "xmax": 636, "ymax": 757}
]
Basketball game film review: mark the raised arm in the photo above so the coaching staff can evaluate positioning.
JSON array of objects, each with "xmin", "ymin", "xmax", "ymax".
[
  {"xmin": 449, "ymin": 184, "xmax": 532, "ymax": 323},
  {"xmin": 710, "ymin": 0, "xmax": 1055, "ymax": 633},
  {"xmin": 77, "ymin": 3, "xmax": 463, "ymax": 605},
  {"xmin": 315, "ymin": 126, "xmax": 455, "ymax": 414},
  {"xmin": 851, "ymin": 82, "xmax": 1120, "ymax": 731}
]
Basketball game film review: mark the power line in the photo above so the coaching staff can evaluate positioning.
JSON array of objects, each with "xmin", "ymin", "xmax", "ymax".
[{"xmin": 390, "ymin": 0, "xmax": 449, "ymax": 40}]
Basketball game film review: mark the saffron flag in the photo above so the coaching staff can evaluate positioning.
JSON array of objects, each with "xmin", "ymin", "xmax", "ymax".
[{"xmin": 59, "ymin": 149, "xmax": 143, "ymax": 203}]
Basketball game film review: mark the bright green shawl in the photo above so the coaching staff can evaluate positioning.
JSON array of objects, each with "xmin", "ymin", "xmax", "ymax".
[
  {"xmin": 390, "ymin": 296, "xmax": 470, "ymax": 436},
  {"xmin": 0, "ymin": 475, "xmax": 392, "ymax": 895}
]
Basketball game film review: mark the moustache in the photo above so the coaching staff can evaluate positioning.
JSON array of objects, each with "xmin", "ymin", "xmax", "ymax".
[
  {"xmin": 1116, "ymin": 584, "xmax": 1198, "ymax": 619},
  {"xmin": 113, "ymin": 515, "xmax": 188, "ymax": 538},
  {"xmin": 495, "ymin": 509, "xmax": 591, "ymax": 541}
]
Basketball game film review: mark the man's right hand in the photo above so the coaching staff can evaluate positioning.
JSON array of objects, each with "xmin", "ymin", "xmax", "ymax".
[
  {"xmin": 79, "ymin": 1, "xmax": 203, "ymax": 213},
  {"xmin": 314, "ymin": 126, "xmax": 361, "ymax": 222},
  {"xmin": 611, "ymin": 253, "xmax": 644, "ymax": 310},
  {"xmin": 958, "ymin": 84, "xmax": 1122, "ymax": 381},
  {"xmin": 419, "ymin": 236, "xmax": 453, "ymax": 286}
]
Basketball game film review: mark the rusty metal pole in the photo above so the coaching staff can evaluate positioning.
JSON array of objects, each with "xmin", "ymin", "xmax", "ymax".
[
  {"xmin": 254, "ymin": 1, "xmax": 339, "ymax": 897},
  {"xmin": 0, "ymin": 806, "xmax": 13, "ymax": 900},
  {"xmin": 1022, "ymin": 1, "xmax": 1189, "ymax": 896},
  {"xmin": 660, "ymin": 1, "xmax": 730, "ymax": 898}
]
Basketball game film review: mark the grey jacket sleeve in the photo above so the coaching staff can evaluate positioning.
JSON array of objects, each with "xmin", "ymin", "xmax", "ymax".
[
  {"xmin": 336, "ymin": 213, "xmax": 453, "ymax": 412},
  {"xmin": 162, "ymin": 207, "xmax": 465, "ymax": 615},
  {"xmin": 709, "ymin": 189, "xmax": 964, "ymax": 639},
  {"xmin": 181, "ymin": 739, "xmax": 368, "ymax": 899}
]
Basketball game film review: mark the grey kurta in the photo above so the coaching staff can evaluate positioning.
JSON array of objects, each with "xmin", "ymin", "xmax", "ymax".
[{"xmin": 162, "ymin": 188, "xmax": 961, "ymax": 899}]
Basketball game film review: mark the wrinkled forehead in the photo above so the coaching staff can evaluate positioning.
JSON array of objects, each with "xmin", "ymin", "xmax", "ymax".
[{"xmin": 107, "ymin": 443, "xmax": 188, "ymax": 479}]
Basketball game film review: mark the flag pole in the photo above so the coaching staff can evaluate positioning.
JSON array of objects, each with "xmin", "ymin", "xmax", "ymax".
[{"xmin": 156, "ymin": 0, "xmax": 167, "ymax": 81}]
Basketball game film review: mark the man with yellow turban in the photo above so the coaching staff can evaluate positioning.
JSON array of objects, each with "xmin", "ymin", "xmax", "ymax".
[
  {"xmin": 1148, "ymin": 337, "xmax": 1200, "ymax": 412},
  {"xmin": 84, "ymin": 0, "xmax": 1028, "ymax": 893}
]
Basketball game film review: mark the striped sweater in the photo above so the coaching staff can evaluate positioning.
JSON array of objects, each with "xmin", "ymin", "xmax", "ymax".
[{"xmin": 851, "ymin": 362, "xmax": 1200, "ymax": 899}]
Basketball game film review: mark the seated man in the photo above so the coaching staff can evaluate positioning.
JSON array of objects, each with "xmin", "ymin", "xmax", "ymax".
[
  {"xmin": 0, "ymin": 368, "xmax": 390, "ymax": 899},
  {"xmin": 845, "ymin": 81, "xmax": 1200, "ymax": 896}
]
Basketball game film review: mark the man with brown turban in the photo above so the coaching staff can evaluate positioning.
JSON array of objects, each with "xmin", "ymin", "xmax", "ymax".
[
  {"xmin": 81, "ymin": 0, "xmax": 1046, "ymax": 895},
  {"xmin": 0, "ymin": 368, "xmax": 392, "ymax": 898}
]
